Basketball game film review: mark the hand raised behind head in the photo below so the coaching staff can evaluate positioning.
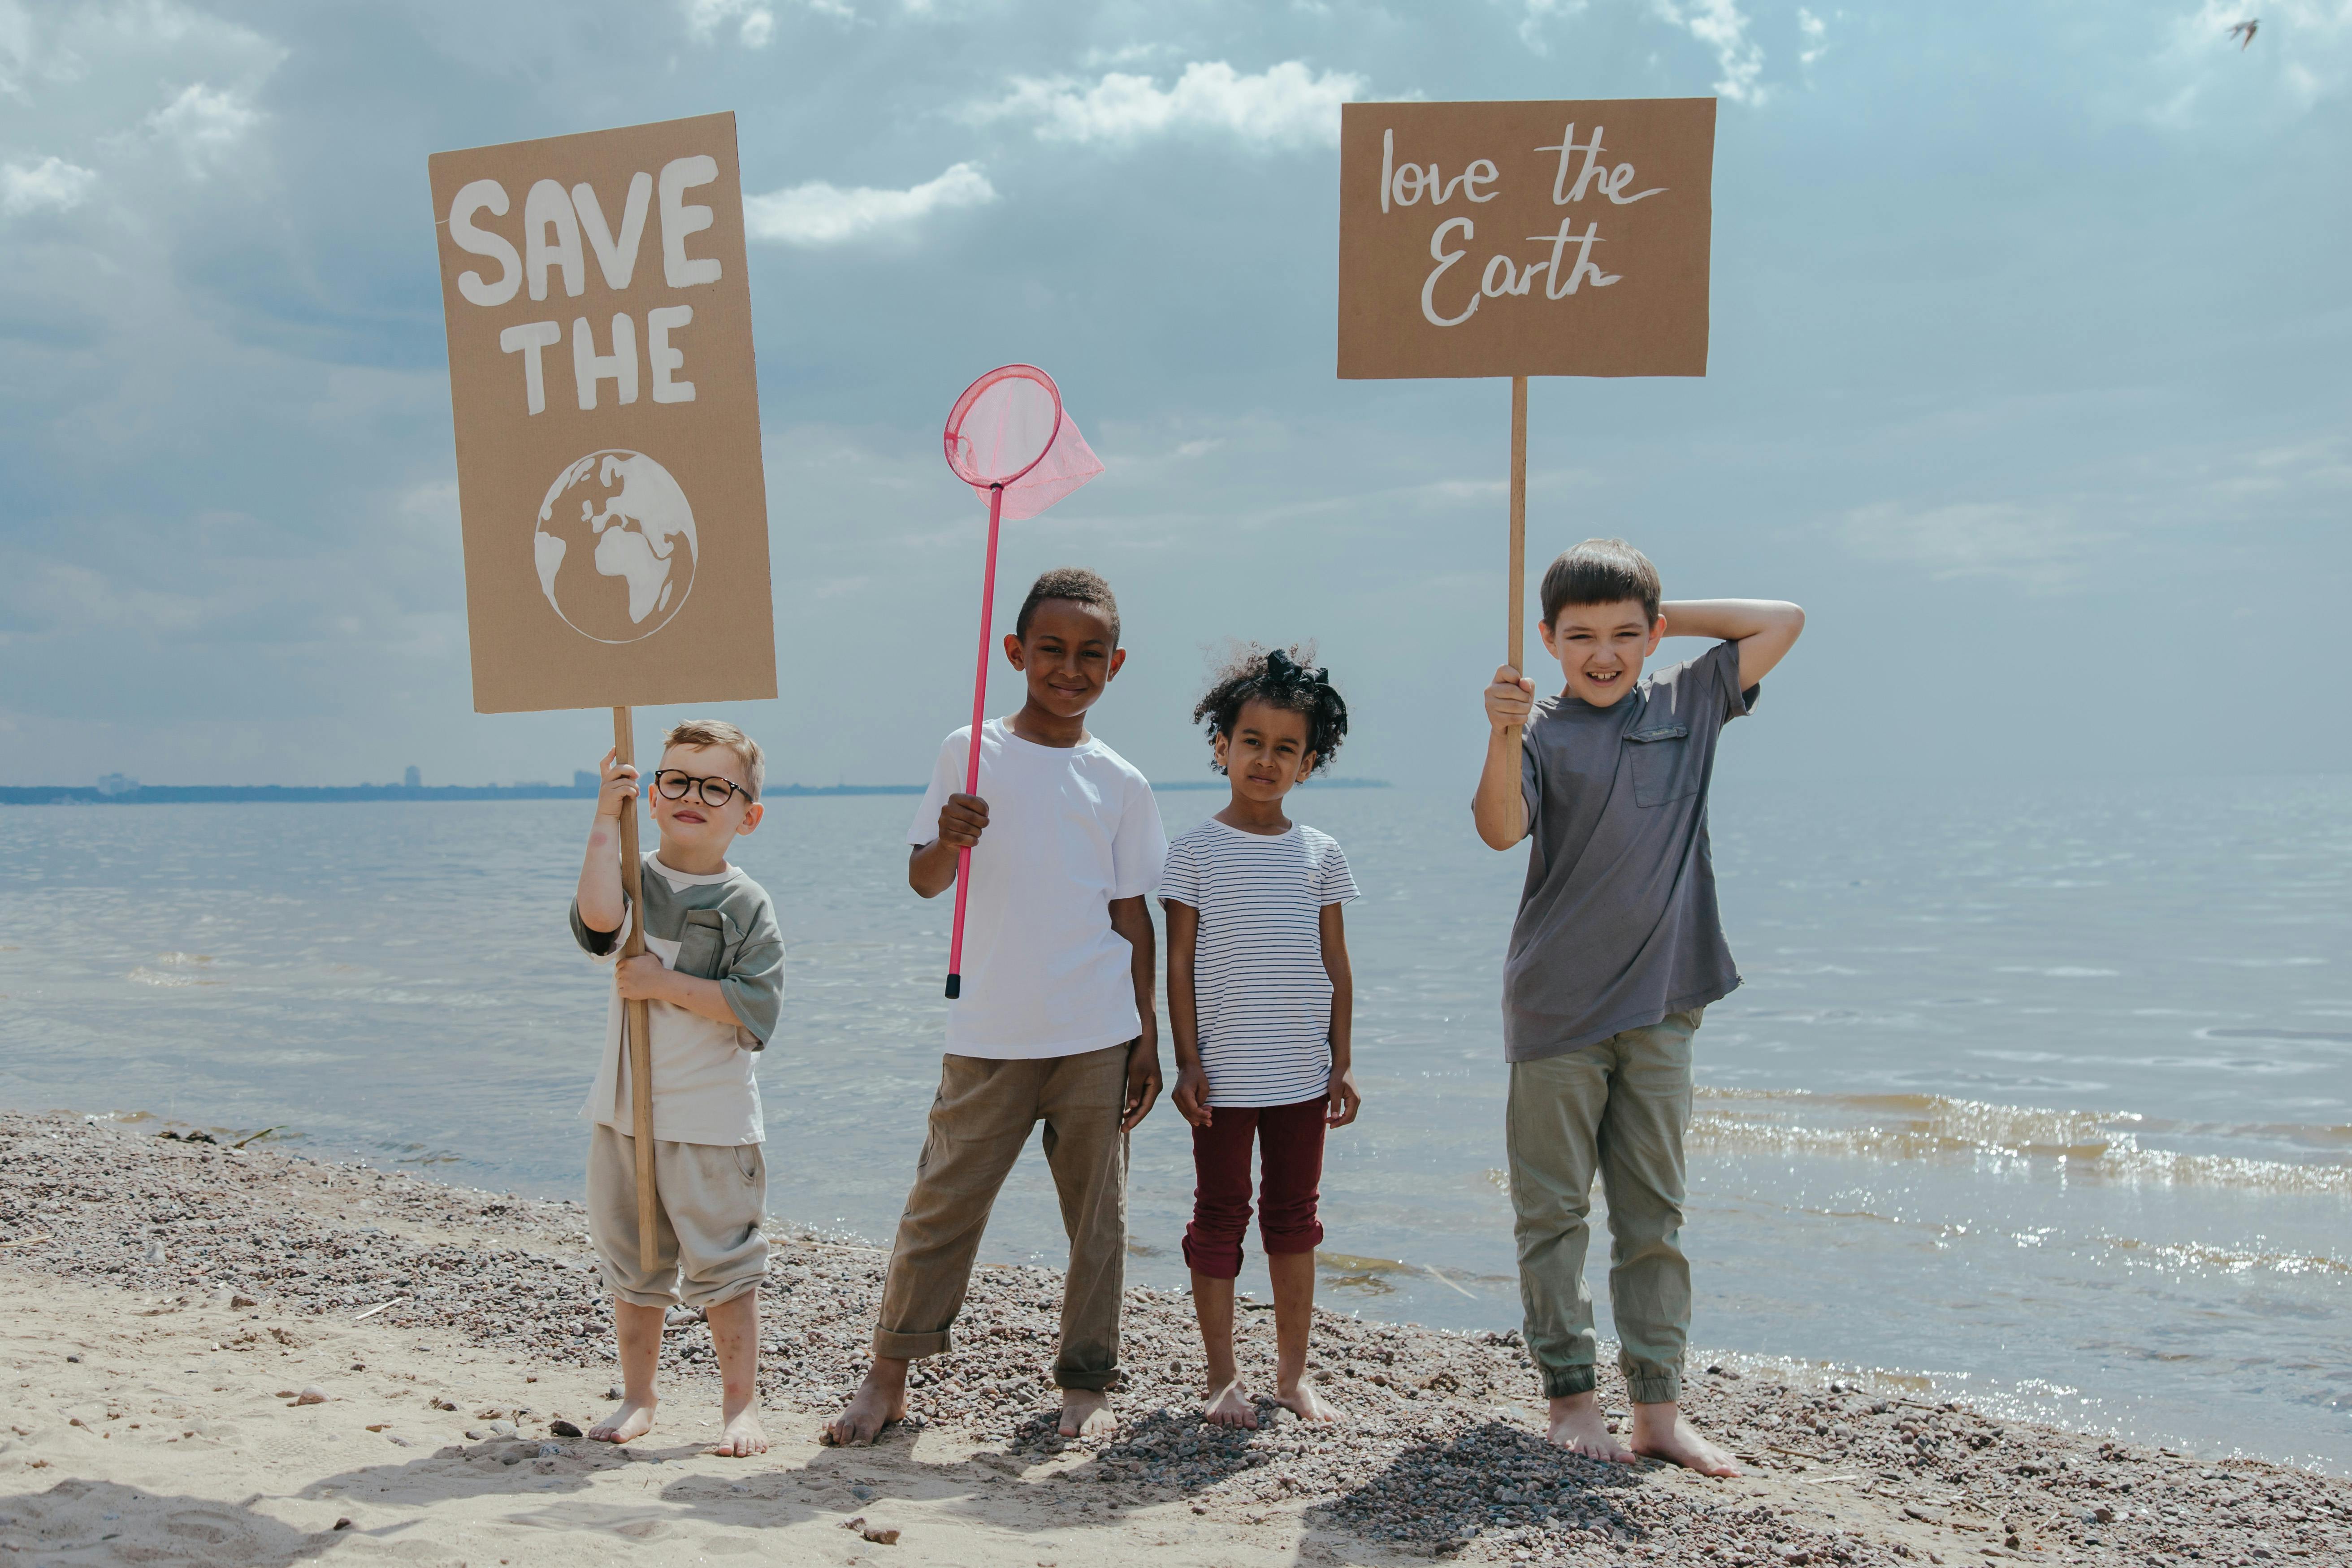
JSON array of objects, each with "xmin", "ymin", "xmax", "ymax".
[
  {"xmin": 1483, "ymin": 665, "xmax": 1536, "ymax": 731},
  {"xmin": 936, "ymin": 793, "xmax": 989, "ymax": 848}
]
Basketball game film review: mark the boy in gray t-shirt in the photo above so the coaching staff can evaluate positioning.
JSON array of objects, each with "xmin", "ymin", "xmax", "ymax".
[
  {"xmin": 571, "ymin": 719, "xmax": 784, "ymax": 1459},
  {"xmin": 1473, "ymin": 537, "xmax": 1804, "ymax": 1477}
]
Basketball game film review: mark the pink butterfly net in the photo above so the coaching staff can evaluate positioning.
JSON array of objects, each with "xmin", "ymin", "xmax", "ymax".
[
  {"xmin": 942, "ymin": 364, "xmax": 1103, "ymax": 517},
  {"xmin": 939, "ymin": 365, "xmax": 1104, "ymax": 999}
]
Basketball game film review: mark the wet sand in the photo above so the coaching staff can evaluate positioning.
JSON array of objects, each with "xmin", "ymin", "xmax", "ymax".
[{"xmin": 0, "ymin": 1109, "xmax": 2344, "ymax": 1565}]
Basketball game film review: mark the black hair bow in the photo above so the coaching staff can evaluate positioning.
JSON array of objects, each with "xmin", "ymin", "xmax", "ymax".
[{"xmin": 1263, "ymin": 647, "xmax": 1330, "ymax": 691}]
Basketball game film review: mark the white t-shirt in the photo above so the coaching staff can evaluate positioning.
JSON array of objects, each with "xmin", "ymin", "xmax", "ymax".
[
  {"xmin": 909, "ymin": 719, "xmax": 1167, "ymax": 1059},
  {"xmin": 1160, "ymin": 818, "xmax": 1360, "ymax": 1108}
]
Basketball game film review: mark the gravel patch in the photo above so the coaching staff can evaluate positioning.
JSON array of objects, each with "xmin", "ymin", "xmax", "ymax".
[{"xmin": 3, "ymin": 1109, "xmax": 2345, "ymax": 1565}]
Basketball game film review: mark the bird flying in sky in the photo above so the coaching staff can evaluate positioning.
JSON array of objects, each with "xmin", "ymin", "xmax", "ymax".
[{"xmin": 2228, "ymin": 18, "xmax": 2259, "ymax": 48}]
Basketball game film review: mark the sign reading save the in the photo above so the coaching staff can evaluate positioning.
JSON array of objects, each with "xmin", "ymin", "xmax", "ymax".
[
  {"xmin": 1337, "ymin": 99, "xmax": 1715, "ymax": 381},
  {"xmin": 428, "ymin": 111, "xmax": 775, "ymax": 715}
]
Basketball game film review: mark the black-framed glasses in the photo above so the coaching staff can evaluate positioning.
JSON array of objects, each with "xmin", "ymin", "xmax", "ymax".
[{"xmin": 652, "ymin": 768, "xmax": 754, "ymax": 809}]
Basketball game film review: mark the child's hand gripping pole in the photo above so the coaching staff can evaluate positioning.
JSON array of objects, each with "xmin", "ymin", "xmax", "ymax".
[
  {"xmin": 612, "ymin": 706, "xmax": 660, "ymax": 1272},
  {"xmin": 944, "ymin": 481, "xmax": 1005, "ymax": 1001}
]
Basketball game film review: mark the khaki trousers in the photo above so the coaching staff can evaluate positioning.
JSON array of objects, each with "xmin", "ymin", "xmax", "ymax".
[
  {"xmin": 1505, "ymin": 1009, "xmax": 1700, "ymax": 1405},
  {"xmin": 585, "ymin": 1124, "xmax": 769, "ymax": 1310},
  {"xmin": 873, "ymin": 1042, "xmax": 1131, "ymax": 1391}
]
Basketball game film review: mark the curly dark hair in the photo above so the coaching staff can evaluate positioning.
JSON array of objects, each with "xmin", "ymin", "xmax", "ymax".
[{"xmin": 1192, "ymin": 642, "xmax": 1348, "ymax": 777}]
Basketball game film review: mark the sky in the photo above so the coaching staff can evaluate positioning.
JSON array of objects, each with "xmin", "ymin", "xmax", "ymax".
[{"xmin": 2, "ymin": 0, "xmax": 2347, "ymax": 791}]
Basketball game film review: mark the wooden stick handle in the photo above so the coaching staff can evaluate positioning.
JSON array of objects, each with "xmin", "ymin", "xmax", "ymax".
[
  {"xmin": 613, "ymin": 706, "xmax": 658, "ymax": 1274},
  {"xmin": 1507, "ymin": 374, "xmax": 1529, "ymax": 754}
]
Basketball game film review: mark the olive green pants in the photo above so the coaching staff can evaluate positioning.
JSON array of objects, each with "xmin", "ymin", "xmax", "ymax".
[
  {"xmin": 1505, "ymin": 1009, "xmax": 1699, "ymax": 1405},
  {"xmin": 871, "ymin": 1042, "xmax": 1132, "ymax": 1391}
]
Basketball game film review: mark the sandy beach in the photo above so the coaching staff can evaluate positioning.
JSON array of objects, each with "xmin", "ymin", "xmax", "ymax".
[{"xmin": 0, "ymin": 1109, "xmax": 2343, "ymax": 1567}]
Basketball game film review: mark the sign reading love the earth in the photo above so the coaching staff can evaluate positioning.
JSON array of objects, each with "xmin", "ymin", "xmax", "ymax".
[
  {"xmin": 1336, "ymin": 99, "xmax": 1715, "ymax": 381},
  {"xmin": 429, "ymin": 112, "xmax": 776, "ymax": 714}
]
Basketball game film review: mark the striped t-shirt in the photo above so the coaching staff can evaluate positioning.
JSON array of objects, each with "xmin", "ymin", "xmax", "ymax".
[{"xmin": 1161, "ymin": 818, "xmax": 1360, "ymax": 1109}]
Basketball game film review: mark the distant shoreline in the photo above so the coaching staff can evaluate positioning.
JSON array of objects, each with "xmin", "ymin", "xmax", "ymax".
[{"xmin": 0, "ymin": 778, "xmax": 1393, "ymax": 806}]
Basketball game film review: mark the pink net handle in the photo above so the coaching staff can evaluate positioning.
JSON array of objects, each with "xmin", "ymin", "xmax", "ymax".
[{"xmin": 942, "ymin": 364, "xmax": 1064, "ymax": 489}]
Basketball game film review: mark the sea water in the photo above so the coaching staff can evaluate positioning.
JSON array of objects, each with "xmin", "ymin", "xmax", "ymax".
[{"xmin": 0, "ymin": 772, "xmax": 2344, "ymax": 1471}]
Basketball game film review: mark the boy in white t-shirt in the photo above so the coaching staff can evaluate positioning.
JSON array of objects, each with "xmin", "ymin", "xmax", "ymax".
[{"xmin": 826, "ymin": 567, "xmax": 1167, "ymax": 1445}]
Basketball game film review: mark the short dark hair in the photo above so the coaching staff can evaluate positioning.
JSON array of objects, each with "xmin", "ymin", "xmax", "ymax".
[
  {"xmin": 1540, "ymin": 538, "xmax": 1661, "ymax": 627},
  {"xmin": 1015, "ymin": 567, "xmax": 1121, "ymax": 646},
  {"xmin": 1192, "ymin": 642, "xmax": 1348, "ymax": 777}
]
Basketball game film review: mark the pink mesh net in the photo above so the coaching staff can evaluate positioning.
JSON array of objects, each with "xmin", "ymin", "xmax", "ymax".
[{"xmin": 942, "ymin": 364, "xmax": 1102, "ymax": 521}]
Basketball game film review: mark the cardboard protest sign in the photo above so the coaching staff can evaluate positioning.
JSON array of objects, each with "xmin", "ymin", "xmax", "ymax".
[
  {"xmin": 1337, "ymin": 99, "xmax": 1715, "ymax": 381},
  {"xmin": 429, "ymin": 112, "xmax": 776, "ymax": 714}
]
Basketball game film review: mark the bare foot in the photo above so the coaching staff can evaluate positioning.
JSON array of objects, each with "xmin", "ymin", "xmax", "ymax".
[
  {"xmin": 823, "ymin": 1363, "xmax": 907, "ymax": 1447},
  {"xmin": 1629, "ymin": 1402, "xmax": 1740, "ymax": 1476},
  {"xmin": 1545, "ymin": 1390, "xmax": 1634, "ymax": 1464},
  {"xmin": 1058, "ymin": 1388, "xmax": 1117, "ymax": 1438},
  {"xmin": 1274, "ymin": 1380, "xmax": 1336, "ymax": 1422},
  {"xmin": 588, "ymin": 1395, "xmax": 657, "ymax": 1444},
  {"xmin": 1204, "ymin": 1380, "xmax": 1258, "ymax": 1429},
  {"xmin": 712, "ymin": 1402, "xmax": 768, "ymax": 1457}
]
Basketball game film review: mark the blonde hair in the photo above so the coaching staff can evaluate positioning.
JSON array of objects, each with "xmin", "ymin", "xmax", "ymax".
[{"xmin": 661, "ymin": 719, "xmax": 766, "ymax": 800}]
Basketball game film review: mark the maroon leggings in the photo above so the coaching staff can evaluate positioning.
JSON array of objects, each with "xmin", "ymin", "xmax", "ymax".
[{"xmin": 1181, "ymin": 1096, "xmax": 1328, "ymax": 1279}]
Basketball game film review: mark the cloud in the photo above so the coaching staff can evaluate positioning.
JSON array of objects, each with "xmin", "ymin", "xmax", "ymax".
[
  {"xmin": 1836, "ymin": 501, "xmax": 2116, "ymax": 590},
  {"xmin": 146, "ymin": 82, "xmax": 261, "ymax": 173},
  {"xmin": 1651, "ymin": 0, "xmax": 1768, "ymax": 104},
  {"xmin": 1798, "ymin": 7, "xmax": 1828, "ymax": 67},
  {"xmin": 1516, "ymin": 0, "xmax": 1590, "ymax": 52},
  {"xmin": 0, "ymin": 0, "xmax": 30, "ymax": 101},
  {"xmin": 743, "ymin": 160, "xmax": 996, "ymax": 246},
  {"xmin": 0, "ymin": 155, "xmax": 96, "ymax": 217},
  {"xmin": 974, "ymin": 59, "xmax": 1369, "ymax": 148},
  {"xmin": 684, "ymin": 0, "xmax": 788, "ymax": 45}
]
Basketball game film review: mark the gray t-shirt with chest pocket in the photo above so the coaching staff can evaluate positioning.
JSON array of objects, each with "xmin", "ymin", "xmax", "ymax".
[{"xmin": 1504, "ymin": 638, "xmax": 1757, "ymax": 1062}]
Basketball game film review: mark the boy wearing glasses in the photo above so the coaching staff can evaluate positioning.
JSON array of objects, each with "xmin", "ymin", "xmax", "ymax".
[{"xmin": 572, "ymin": 718, "xmax": 784, "ymax": 1458}]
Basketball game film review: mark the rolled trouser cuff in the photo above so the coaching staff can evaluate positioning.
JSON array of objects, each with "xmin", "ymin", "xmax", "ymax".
[
  {"xmin": 1260, "ymin": 1217, "xmax": 1324, "ymax": 1256},
  {"xmin": 1181, "ymin": 1230, "xmax": 1244, "ymax": 1278},
  {"xmin": 1625, "ymin": 1371, "xmax": 1682, "ymax": 1405},
  {"xmin": 1053, "ymin": 1364, "xmax": 1118, "ymax": 1392},
  {"xmin": 873, "ymin": 1327, "xmax": 949, "ymax": 1361},
  {"xmin": 1541, "ymin": 1363, "xmax": 1598, "ymax": 1399},
  {"xmin": 612, "ymin": 1285, "xmax": 681, "ymax": 1310},
  {"xmin": 689, "ymin": 1278, "xmax": 760, "ymax": 1312}
]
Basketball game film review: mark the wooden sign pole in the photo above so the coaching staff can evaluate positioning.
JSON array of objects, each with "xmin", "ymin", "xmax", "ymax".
[
  {"xmin": 611, "ymin": 705, "xmax": 659, "ymax": 1273},
  {"xmin": 1506, "ymin": 374, "xmax": 1529, "ymax": 753}
]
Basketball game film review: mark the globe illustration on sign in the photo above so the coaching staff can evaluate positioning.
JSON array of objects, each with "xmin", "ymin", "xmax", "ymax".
[{"xmin": 532, "ymin": 450, "xmax": 698, "ymax": 644}]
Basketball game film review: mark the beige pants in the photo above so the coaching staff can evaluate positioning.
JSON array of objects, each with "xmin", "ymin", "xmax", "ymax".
[
  {"xmin": 873, "ymin": 1043, "xmax": 1131, "ymax": 1391},
  {"xmin": 586, "ymin": 1123, "xmax": 770, "ymax": 1309},
  {"xmin": 1506, "ymin": 1009, "xmax": 1701, "ymax": 1405}
]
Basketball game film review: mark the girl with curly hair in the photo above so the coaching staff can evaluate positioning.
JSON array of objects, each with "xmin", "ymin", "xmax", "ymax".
[{"xmin": 1160, "ymin": 643, "xmax": 1361, "ymax": 1427}]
